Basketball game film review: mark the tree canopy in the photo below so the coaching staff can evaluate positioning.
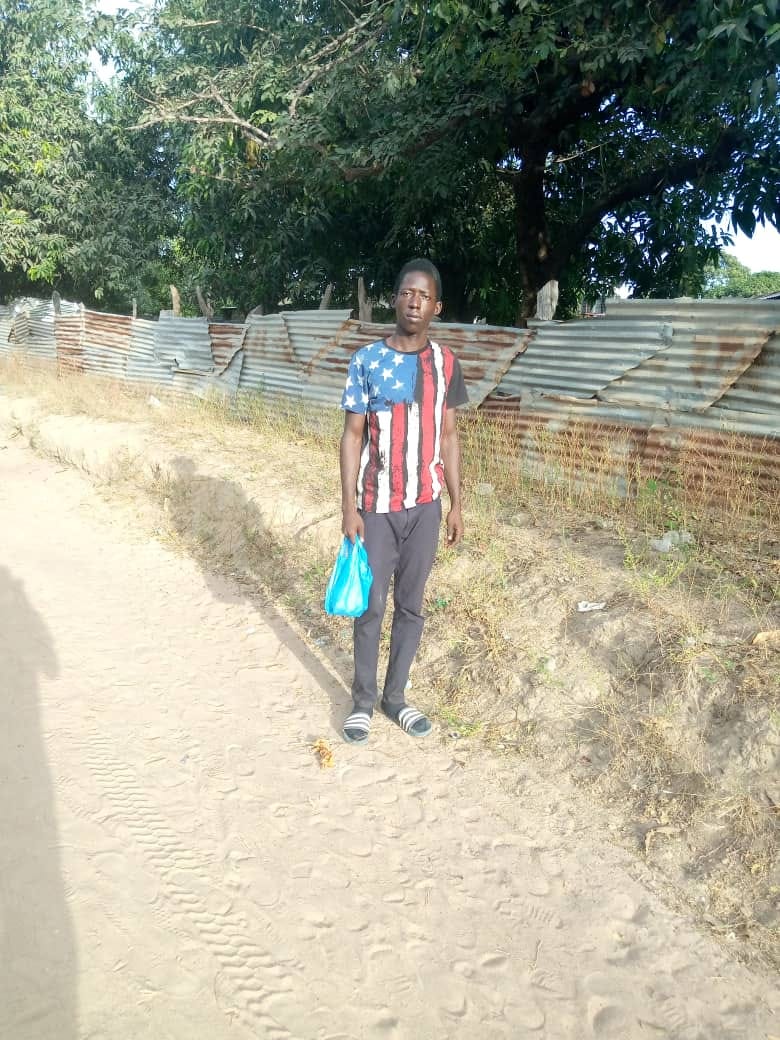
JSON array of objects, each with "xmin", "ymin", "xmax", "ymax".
[
  {"xmin": 139, "ymin": 0, "xmax": 780, "ymax": 321},
  {"xmin": 1, "ymin": 1, "xmax": 778, "ymax": 321},
  {"xmin": 0, "ymin": 0, "xmax": 181, "ymax": 311},
  {"xmin": 701, "ymin": 253, "xmax": 780, "ymax": 297}
]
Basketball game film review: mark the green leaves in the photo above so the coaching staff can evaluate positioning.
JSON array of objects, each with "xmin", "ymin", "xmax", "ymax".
[{"xmin": 3, "ymin": 0, "xmax": 778, "ymax": 319}]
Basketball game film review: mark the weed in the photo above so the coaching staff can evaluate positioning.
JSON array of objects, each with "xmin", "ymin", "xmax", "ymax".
[{"xmin": 436, "ymin": 705, "xmax": 483, "ymax": 738}]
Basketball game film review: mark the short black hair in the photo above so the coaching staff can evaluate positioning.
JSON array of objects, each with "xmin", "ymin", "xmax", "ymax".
[{"xmin": 393, "ymin": 258, "xmax": 443, "ymax": 301}]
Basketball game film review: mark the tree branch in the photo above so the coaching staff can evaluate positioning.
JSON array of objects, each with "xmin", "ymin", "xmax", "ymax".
[
  {"xmin": 289, "ymin": 1, "xmax": 392, "ymax": 117},
  {"xmin": 133, "ymin": 85, "xmax": 274, "ymax": 146},
  {"xmin": 556, "ymin": 126, "xmax": 751, "ymax": 264}
]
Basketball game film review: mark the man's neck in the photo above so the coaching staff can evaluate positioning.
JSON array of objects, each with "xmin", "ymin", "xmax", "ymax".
[{"xmin": 387, "ymin": 327, "xmax": 431, "ymax": 353}]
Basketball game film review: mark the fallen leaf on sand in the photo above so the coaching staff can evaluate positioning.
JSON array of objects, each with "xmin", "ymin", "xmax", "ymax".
[
  {"xmin": 752, "ymin": 630, "xmax": 780, "ymax": 647},
  {"xmin": 312, "ymin": 738, "xmax": 335, "ymax": 769}
]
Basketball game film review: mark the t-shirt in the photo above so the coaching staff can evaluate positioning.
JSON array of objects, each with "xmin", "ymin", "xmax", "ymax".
[{"xmin": 341, "ymin": 339, "xmax": 468, "ymax": 513}]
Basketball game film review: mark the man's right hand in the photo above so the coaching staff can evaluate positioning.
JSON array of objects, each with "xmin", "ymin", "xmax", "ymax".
[{"xmin": 342, "ymin": 506, "xmax": 365, "ymax": 543}]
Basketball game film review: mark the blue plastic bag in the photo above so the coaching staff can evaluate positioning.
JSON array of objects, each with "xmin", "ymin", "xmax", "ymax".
[{"xmin": 324, "ymin": 535, "xmax": 373, "ymax": 617}]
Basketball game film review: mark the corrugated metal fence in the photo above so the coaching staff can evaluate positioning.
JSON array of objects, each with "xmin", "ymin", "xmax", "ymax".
[{"xmin": 1, "ymin": 296, "xmax": 777, "ymax": 497}]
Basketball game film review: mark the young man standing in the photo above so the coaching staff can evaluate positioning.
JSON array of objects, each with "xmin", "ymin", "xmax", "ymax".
[{"xmin": 339, "ymin": 259, "xmax": 468, "ymax": 743}]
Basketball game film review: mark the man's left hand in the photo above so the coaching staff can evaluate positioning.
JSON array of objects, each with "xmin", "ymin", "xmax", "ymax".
[{"xmin": 446, "ymin": 507, "xmax": 464, "ymax": 547}]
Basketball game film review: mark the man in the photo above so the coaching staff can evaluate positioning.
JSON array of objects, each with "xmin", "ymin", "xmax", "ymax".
[{"xmin": 339, "ymin": 259, "xmax": 468, "ymax": 743}]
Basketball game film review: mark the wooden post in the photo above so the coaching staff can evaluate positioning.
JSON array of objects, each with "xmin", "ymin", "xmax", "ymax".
[
  {"xmin": 357, "ymin": 276, "xmax": 372, "ymax": 322},
  {"xmin": 131, "ymin": 297, "xmax": 137, "ymax": 319},
  {"xmin": 534, "ymin": 280, "xmax": 559, "ymax": 321},
  {"xmin": 319, "ymin": 283, "xmax": 334, "ymax": 310},
  {"xmin": 196, "ymin": 286, "xmax": 214, "ymax": 320},
  {"xmin": 169, "ymin": 284, "xmax": 182, "ymax": 317}
]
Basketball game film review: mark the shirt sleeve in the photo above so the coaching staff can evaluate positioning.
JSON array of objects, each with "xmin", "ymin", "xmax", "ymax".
[
  {"xmin": 446, "ymin": 356, "xmax": 469, "ymax": 408},
  {"xmin": 341, "ymin": 351, "xmax": 368, "ymax": 413}
]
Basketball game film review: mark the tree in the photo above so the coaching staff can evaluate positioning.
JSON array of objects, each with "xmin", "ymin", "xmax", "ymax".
[
  {"xmin": 0, "ymin": 2, "xmax": 183, "ymax": 313},
  {"xmin": 138, "ymin": 0, "xmax": 780, "ymax": 321},
  {"xmin": 0, "ymin": 0, "xmax": 91, "ymax": 294},
  {"xmin": 701, "ymin": 253, "xmax": 780, "ymax": 297}
]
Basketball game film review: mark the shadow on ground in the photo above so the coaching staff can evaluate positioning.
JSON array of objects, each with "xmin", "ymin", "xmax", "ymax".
[
  {"xmin": 159, "ymin": 456, "xmax": 352, "ymax": 740},
  {"xmin": 0, "ymin": 564, "xmax": 78, "ymax": 1039}
]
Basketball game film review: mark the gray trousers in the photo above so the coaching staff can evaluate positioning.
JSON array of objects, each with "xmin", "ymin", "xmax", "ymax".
[{"xmin": 352, "ymin": 499, "xmax": 442, "ymax": 712}]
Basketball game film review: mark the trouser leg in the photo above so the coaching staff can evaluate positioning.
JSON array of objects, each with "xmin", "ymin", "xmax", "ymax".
[
  {"xmin": 351, "ymin": 511, "xmax": 399, "ymax": 713},
  {"xmin": 382, "ymin": 500, "xmax": 441, "ymax": 710}
]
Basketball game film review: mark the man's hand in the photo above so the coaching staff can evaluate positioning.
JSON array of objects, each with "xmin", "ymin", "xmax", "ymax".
[
  {"xmin": 446, "ymin": 507, "xmax": 464, "ymax": 547},
  {"xmin": 342, "ymin": 505, "xmax": 365, "ymax": 543}
]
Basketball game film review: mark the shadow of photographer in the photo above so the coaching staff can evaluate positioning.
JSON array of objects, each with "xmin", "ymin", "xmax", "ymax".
[{"xmin": 0, "ymin": 564, "xmax": 78, "ymax": 1040}]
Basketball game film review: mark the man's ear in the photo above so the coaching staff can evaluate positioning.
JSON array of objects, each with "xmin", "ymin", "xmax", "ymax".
[{"xmin": 434, "ymin": 300, "xmax": 443, "ymax": 316}]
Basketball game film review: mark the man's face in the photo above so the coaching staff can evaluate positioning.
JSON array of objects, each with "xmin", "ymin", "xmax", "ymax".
[{"xmin": 392, "ymin": 271, "xmax": 442, "ymax": 333}]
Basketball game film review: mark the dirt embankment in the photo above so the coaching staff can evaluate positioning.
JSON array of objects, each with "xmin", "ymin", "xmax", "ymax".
[{"xmin": 1, "ymin": 368, "xmax": 777, "ymax": 977}]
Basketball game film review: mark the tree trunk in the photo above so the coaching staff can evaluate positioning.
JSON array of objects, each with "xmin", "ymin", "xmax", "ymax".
[
  {"xmin": 512, "ymin": 147, "xmax": 557, "ymax": 325},
  {"xmin": 357, "ymin": 276, "xmax": 372, "ymax": 322},
  {"xmin": 169, "ymin": 284, "xmax": 181, "ymax": 317},
  {"xmin": 319, "ymin": 283, "xmax": 334, "ymax": 309}
]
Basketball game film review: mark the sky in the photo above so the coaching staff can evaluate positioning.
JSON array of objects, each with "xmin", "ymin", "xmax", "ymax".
[{"xmin": 722, "ymin": 222, "xmax": 780, "ymax": 273}]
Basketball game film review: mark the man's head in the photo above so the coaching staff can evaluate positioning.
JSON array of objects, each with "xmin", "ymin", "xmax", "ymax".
[
  {"xmin": 392, "ymin": 259, "xmax": 443, "ymax": 333},
  {"xmin": 393, "ymin": 259, "xmax": 442, "ymax": 301}
]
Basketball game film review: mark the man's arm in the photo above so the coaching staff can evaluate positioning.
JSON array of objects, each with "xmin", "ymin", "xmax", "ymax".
[
  {"xmin": 440, "ymin": 407, "xmax": 464, "ymax": 546},
  {"xmin": 340, "ymin": 410, "xmax": 366, "ymax": 542}
]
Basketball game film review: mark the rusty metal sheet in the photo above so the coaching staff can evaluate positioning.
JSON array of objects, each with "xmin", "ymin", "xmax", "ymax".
[
  {"xmin": 82, "ymin": 346, "xmax": 128, "ymax": 381},
  {"xmin": 498, "ymin": 317, "xmax": 671, "ymax": 400},
  {"xmin": 83, "ymin": 311, "xmax": 133, "ymax": 354},
  {"xmin": 713, "ymin": 330, "xmax": 780, "ymax": 427},
  {"xmin": 55, "ymin": 313, "xmax": 84, "ymax": 373},
  {"xmin": 127, "ymin": 318, "xmax": 173, "ymax": 387},
  {"xmin": 0, "ymin": 306, "xmax": 13, "ymax": 353},
  {"xmin": 598, "ymin": 298, "xmax": 779, "ymax": 411},
  {"xmin": 78, "ymin": 310, "xmax": 132, "ymax": 381},
  {"xmin": 155, "ymin": 315, "xmax": 213, "ymax": 372},
  {"xmin": 281, "ymin": 310, "xmax": 352, "ymax": 366},
  {"xmin": 209, "ymin": 322, "xmax": 247, "ymax": 374},
  {"xmin": 480, "ymin": 393, "xmax": 780, "ymax": 500},
  {"xmin": 239, "ymin": 314, "xmax": 295, "ymax": 396}
]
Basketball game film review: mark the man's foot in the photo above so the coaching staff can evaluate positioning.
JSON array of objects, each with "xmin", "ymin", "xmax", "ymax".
[
  {"xmin": 343, "ymin": 711, "xmax": 372, "ymax": 744},
  {"xmin": 380, "ymin": 702, "xmax": 432, "ymax": 737}
]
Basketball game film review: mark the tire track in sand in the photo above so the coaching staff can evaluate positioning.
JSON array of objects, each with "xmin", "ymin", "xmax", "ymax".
[{"xmin": 73, "ymin": 731, "xmax": 302, "ymax": 1040}]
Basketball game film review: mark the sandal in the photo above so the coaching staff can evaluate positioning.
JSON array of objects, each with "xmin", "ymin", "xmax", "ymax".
[
  {"xmin": 381, "ymin": 702, "xmax": 432, "ymax": 738},
  {"xmin": 343, "ymin": 711, "xmax": 372, "ymax": 744}
]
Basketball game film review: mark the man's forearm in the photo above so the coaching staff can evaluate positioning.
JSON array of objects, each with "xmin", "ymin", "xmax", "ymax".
[
  {"xmin": 340, "ymin": 434, "xmax": 361, "ymax": 510},
  {"xmin": 441, "ymin": 431, "xmax": 462, "ymax": 509}
]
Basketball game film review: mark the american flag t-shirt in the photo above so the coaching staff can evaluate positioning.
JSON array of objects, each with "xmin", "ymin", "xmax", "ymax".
[{"xmin": 341, "ymin": 340, "xmax": 468, "ymax": 513}]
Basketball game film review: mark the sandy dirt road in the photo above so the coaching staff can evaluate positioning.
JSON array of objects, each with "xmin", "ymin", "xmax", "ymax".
[{"xmin": 1, "ymin": 436, "xmax": 777, "ymax": 1040}]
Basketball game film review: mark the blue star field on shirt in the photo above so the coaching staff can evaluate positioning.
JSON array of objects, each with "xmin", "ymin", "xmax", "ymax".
[{"xmin": 341, "ymin": 341, "xmax": 419, "ymax": 412}]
